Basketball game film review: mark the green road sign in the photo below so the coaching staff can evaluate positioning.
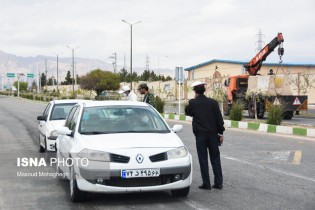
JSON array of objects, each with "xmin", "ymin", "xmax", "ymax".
[
  {"xmin": 6, "ymin": 73, "xmax": 15, "ymax": 78},
  {"xmin": 27, "ymin": 73, "xmax": 35, "ymax": 78}
]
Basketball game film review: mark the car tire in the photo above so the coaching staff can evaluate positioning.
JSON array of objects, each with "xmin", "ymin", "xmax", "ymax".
[
  {"xmin": 39, "ymin": 135, "xmax": 45, "ymax": 153},
  {"xmin": 55, "ymin": 152, "xmax": 67, "ymax": 180},
  {"xmin": 70, "ymin": 166, "xmax": 86, "ymax": 202},
  {"xmin": 171, "ymin": 186, "xmax": 190, "ymax": 197}
]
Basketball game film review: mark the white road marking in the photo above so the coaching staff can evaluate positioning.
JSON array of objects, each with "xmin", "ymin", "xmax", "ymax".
[
  {"xmin": 184, "ymin": 199, "xmax": 210, "ymax": 210},
  {"xmin": 222, "ymin": 155, "xmax": 315, "ymax": 183}
]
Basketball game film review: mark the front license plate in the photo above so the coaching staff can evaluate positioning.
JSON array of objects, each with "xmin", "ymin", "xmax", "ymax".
[{"xmin": 121, "ymin": 168, "xmax": 160, "ymax": 178}]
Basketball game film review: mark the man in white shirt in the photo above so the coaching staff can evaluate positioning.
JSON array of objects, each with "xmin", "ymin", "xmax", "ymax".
[{"xmin": 119, "ymin": 86, "xmax": 138, "ymax": 101}]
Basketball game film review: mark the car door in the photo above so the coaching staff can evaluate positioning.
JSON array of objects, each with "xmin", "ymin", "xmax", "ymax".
[
  {"xmin": 39, "ymin": 102, "xmax": 53, "ymax": 146},
  {"xmin": 58, "ymin": 105, "xmax": 80, "ymax": 174}
]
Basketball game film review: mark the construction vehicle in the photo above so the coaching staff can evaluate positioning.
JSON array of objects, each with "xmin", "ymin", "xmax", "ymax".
[{"xmin": 223, "ymin": 33, "xmax": 308, "ymax": 120}]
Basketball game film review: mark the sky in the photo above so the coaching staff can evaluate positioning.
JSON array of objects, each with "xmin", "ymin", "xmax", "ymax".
[{"xmin": 0, "ymin": 0, "xmax": 314, "ymax": 73}]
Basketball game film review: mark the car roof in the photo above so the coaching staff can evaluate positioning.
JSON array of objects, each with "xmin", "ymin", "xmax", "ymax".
[
  {"xmin": 80, "ymin": 100, "xmax": 150, "ymax": 108},
  {"xmin": 52, "ymin": 99, "xmax": 88, "ymax": 104}
]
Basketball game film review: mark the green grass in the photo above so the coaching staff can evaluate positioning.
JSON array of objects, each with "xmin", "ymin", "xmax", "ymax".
[
  {"xmin": 179, "ymin": 115, "xmax": 186, "ymax": 121},
  {"xmin": 169, "ymin": 113, "xmax": 175, "ymax": 119}
]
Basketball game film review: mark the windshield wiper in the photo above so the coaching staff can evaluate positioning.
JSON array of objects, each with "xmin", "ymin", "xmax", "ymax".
[{"xmin": 80, "ymin": 131, "xmax": 110, "ymax": 135}]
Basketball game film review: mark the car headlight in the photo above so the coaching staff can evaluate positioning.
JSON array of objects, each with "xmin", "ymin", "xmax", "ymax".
[
  {"xmin": 48, "ymin": 130, "xmax": 58, "ymax": 140},
  {"xmin": 167, "ymin": 146, "xmax": 188, "ymax": 159},
  {"xmin": 77, "ymin": 149, "xmax": 110, "ymax": 162}
]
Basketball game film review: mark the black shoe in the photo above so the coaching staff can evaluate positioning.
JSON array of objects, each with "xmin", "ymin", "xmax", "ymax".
[
  {"xmin": 212, "ymin": 184, "xmax": 223, "ymax": 190},
  {"xmin": 198, "ymin": 184, "xmax": 211, "ymax": 190}
]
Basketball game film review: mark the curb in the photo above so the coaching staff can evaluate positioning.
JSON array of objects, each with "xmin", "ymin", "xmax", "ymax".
[{"xmin": 162, "ymin": 114, "xmax": 315, "ymax": 138}]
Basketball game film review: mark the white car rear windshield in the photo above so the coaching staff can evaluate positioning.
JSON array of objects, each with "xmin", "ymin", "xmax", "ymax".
[{"xmin": 50, "ymin": 103, "xmax": 76, "ymax": 120}]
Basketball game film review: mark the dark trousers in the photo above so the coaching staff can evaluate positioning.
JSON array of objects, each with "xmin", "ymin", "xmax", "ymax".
[{"xmin": 196, "ymin": 134, "xmax": 223, "ymax": 187}]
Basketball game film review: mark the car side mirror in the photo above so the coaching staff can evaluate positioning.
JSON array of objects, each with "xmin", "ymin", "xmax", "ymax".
[
  {"xmin": 37, "ymin": 115, "xmax": 47, "ymax": 121},
  {"xmin": 57, "ymin": 126, "xmax": 73, "ymax": 136},
  {"xmin": 172, "ymin": 124, "xmax": 183, "ymax": 133}
]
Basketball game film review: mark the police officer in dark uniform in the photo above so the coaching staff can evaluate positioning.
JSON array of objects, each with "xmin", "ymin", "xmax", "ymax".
[{"xmin": 185, "ymin": 81, "xmax": 225, "ymax": 190}]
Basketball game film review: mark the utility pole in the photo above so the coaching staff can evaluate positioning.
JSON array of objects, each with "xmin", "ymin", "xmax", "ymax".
[
  {"xmin": 146, "ymin": 54, "xmax": 150, "ymax": 71},
  {"xmin": 57, "ymin": 54, "xmax": 59, "ymax": 92},
  {"xmin": 109, "ymin": 53, "xmax": 117, "ymax": 73},
  {"xmin": 66, "ymin": 46, "xmax": 78, "ymax": 94}
]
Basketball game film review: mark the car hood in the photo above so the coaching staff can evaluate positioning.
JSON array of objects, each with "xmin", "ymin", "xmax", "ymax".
[
  {"xmin": 79, "ymin": 133, "xmax": 183, "ymax": 149},
  {"xmin": 49, "ymin": 120, "xmax": 66, "ymax": 130}
]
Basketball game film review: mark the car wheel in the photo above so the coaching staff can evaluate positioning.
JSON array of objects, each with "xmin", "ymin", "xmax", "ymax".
[
  {"xmin": 55, "ymin": 152, "xmax": 66, "ymax": 180},
  {"xmin": 70, "ymin": 166, "xmax": 86, "ymax": 202},
  {"xmin": 171, "ymin": 186, "xmax": 190, "ymax": 197},
  {"xmin": 39, "ymin": 135, "xmax": 45, "ymax": 153}
]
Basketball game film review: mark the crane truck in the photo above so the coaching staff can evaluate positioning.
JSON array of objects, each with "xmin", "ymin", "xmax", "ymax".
[{"xmin": 223, "ymin": 33, "xmax": 308, "ymax": 120}]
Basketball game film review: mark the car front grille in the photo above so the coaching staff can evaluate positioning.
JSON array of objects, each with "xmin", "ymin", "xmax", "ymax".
[
  {"xmin": 149, "ymin": 152, "xmax": 167, "ymax": 162},
  {"xmin": 104, "ymin": 175, "xmax": 176, "ymax": 187},
  {"xmin": 110, "ymin": 154, "xmax": 130, "ymax": 163}
]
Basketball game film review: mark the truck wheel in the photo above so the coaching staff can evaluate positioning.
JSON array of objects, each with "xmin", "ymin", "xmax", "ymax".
[
  {"xmin": 283, "ymin": 111, "xmax": 294, "ymax": 120},
  {"xmin": 248, "ymin": 101, "xmax": 255, "ymax": 118},
  {"xmin": 223, "ymin": 97, "xmax": 230, "ymax": 116}
]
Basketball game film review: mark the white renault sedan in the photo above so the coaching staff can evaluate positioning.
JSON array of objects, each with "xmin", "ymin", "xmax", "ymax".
[
  {"xmin": 56, "ymin": 100, "xmax": 192, "ymax": 202},
  {"xmin": 37, "ymin": 99, "xmax": 85, "ymax": 152}
]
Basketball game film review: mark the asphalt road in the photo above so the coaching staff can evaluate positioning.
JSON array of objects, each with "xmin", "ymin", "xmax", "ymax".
[{"xmin": 0, "ymin": 95, "xmax": 315, "ymax": 210}]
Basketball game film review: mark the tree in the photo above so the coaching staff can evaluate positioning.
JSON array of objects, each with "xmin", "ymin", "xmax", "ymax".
[
  {"xmin": 61, "ymin": 71, "xmax": 73, "ymax": 85},
  {"xmin": 165, "ymin": 76, "xmax": 172, "ymax": 81},
  {"xmin": 13, "ymin": 81, "xmax": 28, "ymax": 92},
  {"xmin": 47, "ymin": 77, "xmax": 57, "ymax": 86},
  {"xmin": 118, "ymin": 68, "xmax": 128, "ymax": 82},
  {"xmin": 31, "ymin": 81, "xmax": 37, "ymax": 91},
  {"xmin": 40, "ymin": 73, "xmax": 46, "ymax": 87},
  {"xmin": 80, "ymin": 69, "xmax": 120, "ymax": 96}
]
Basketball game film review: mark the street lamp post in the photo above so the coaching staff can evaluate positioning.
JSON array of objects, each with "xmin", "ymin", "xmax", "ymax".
[
  {"xmin": 122, "ymin": 19, "xmax": 141, "ymax": 90},
  {"xmin": 66, "ymin": 46, "xmax": 76, "ymax": 94},
  {"xmin": 42, "ymin": 58, "xmax": 47, "ymax": 90},
  {"xmin": 56, "ymin": 54, "xmax": 59, "ymax": 92}
]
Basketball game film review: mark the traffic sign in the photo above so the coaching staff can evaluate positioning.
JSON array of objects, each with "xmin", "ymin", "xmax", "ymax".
[
  {"xmin": 27, "ymin": 73, "xmax": 35, "ymax": 78},
  {"xmin": 6, "ymin": 73, "xmax": 15, "ymax": 78}
]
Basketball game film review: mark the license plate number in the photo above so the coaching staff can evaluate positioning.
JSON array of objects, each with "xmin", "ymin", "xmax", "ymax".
[{"xmin": 121, "ymin": 168, "xmax": 160, "ymax": 178}]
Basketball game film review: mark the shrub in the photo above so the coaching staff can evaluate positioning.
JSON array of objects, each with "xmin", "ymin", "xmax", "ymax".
[
  {"xmin": 267, "ymin": 104, "xmax": 284, "ymax": 125},
  {"xmin": 229, "ymin": 101, "xmax": 244, "ymax": 121},
  {"xmin": 35, "ymin": 95, "xmax": 41, "ymax": 101},
  {"xmin": 155, "ymin": 96, "xmax": 165, "ymax": 113},
  {"xmin": 69, "ymin": 92, "xmax": 76, "ymax": 99}
]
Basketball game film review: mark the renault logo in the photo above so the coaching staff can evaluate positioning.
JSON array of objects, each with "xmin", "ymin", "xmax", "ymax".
[{"xmin": 136, "ymin": 154, "xmax": 144, "ymax": 163}]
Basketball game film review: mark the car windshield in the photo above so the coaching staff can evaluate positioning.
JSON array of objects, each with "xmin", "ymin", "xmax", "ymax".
[
  {"xmin": 79, "ymin": 106, "xmax": 170, "ymax": 134},
  {"xmin": 50, "ymin": 103, "xmax": 76, "ymax": 120}
]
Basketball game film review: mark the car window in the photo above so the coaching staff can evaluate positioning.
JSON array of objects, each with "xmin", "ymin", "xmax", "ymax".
[
  {"xmin": 79, "ymin": 106, "xmax": 170, "ymax": 134},
  {"xmin": 43, "ymin": 102, "xmax": 52, "ymax": 116},
  {"xmin": 65, "ymin": 106, "xmax": 78, "ymax": 128},
  {"xmin": 50, "ymin": 103, "xmax": 76, "ymax": 120},
  {"xmin": 69, "ymin": 107, "xmax": 80, "ymax": 131}
]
